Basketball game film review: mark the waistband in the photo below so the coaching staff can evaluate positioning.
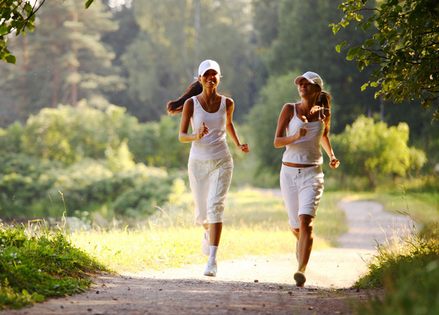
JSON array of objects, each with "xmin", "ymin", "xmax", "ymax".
[{"xmin": 281, "ymin": 163, "xmax": 322, "ymax": 175}]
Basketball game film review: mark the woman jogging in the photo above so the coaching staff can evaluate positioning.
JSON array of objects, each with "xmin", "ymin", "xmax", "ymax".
[
  {"xmin": 274, "ymin": 71, "xmax": 339, "ymax": 287},
  {"xmin": 167, "ymin": 59, "xmax": 249, "ymax": 277}
]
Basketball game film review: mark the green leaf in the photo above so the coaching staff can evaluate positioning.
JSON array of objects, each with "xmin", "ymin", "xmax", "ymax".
[
  {"xmin": 347, "ymin": 47, "xmax": 361, "ymax": 61},
  {"xmin": 24, "ymin": 3, "xmax": 33, "ymax": 14},
  {"xmin": 85, "ymin": 0, "xmax": 94, "ymax": 9},
  {"xmin": 0, "ymin": 24, "xmax": 8, "ymax": 35},
  {"xmin": 5, "ymin": 54, "xmax": 16, "ymax": 64},
  {"xmin": 361, "ymin": 83, "xmax": 369, "ymax": 91},
  {"xmin": 335, "ymin": 40, "xmax": 347, "ymax": 53},
  {"xmin": 364, "ymin": 39, "xmax": 375, "ymax": 47}
]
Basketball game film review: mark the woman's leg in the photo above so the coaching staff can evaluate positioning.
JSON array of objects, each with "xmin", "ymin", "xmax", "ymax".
[
  {"xmin": 297, "ymin": 214, "xmax": 314, "ymax": 273},
  {"xmin": 210, "ymin": 222, "xmax": 223, "ymax": 246}
]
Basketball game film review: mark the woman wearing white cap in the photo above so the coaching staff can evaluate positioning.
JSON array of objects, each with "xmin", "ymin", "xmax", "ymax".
[
  {"xmin": 167, "ymin": 59, "xmax": 249, "ymax": 277},
  {"xmin": 274, "ymin": 71, "xmax": 340, "ymax": 287}
]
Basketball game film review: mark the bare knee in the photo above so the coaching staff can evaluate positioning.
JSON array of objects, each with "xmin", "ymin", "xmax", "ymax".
[{"xmin": 299, "ymin": 215, "xmax": 314, "ymax": 233}]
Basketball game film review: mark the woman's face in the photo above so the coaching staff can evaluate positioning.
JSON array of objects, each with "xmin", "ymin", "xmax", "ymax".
[
  {"xmin": 298, "ymin": 79, "xmax": 320, "ymax": 98},
  {"xmin": 199, "ymin": 69, "xmax": 220, "ymax": 88}
]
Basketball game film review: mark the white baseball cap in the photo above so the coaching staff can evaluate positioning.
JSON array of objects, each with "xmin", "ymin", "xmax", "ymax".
[
  {"xmin": 198, "ymin": 59, "xmax": 221, "ymax": 77},
  {"xmin": 294, "ymin": 71, "xmax": 323, "ymax": 90}
]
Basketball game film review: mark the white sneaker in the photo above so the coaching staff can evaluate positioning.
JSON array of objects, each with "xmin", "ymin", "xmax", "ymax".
[
  {"xmin": 202, "ymin": 229, "xmax": 210, "ymax": 256},
  {"xmin": 204, "ymin": 260, "xmax": 217, "ymax": 277}
]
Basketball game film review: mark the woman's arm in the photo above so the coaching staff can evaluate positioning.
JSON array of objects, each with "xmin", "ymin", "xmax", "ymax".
[
  {"xmin": 320, "ymin": 127, "xmax": 340, "ymax": 169},
  {"xmin": 274, "ymin": 104, "xmax": 307, "ymax": 148},
  {"xmin": 225, "ymin": 98, "xmax": 249, "ymax": 153},
  {"xmin": 178, "ymin": 98, "xmax": 209, "ymax": 143}
]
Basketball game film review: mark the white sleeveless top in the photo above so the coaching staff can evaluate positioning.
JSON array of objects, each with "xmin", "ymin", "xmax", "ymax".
[
  {"xmin": 282, "ymin": 103, "xmax": 324, "ymax": 165},
  {"xmin": 189, "ymin": 95, "xmax": 230, "ymax": 160}
]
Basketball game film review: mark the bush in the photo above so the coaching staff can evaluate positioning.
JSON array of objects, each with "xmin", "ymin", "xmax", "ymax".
[{"xmin": 112, "ymin": 176, "xmax": 174, "ymax": 217}]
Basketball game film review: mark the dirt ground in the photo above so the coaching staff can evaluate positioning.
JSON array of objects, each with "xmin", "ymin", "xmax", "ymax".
[{"xmin": 6, "ymin": 198, "xmax": 412, "ymax": 315}]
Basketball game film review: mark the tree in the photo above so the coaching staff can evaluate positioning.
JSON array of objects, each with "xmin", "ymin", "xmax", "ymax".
[
  {"xmin": 246, "ymin": 71, "xmax": 301, "ymax": 186},
  {"xmin": 331, "ymin": 0, "xmax": 439, "ymax": 120},
  {"xmin": 121, "ymin": 0, "xmax": 255, "ymax": 122},
  {"xmin": 332, "ymin": 116, "xmax": 427, "ymax": 189},
  {"xmin": 255, "ymin": 0, "xmax": 379, "ymax": 133},
  {"xmin": 0, "ymin": 0, "xmax": 95, "ymax": 64},
  {"xmin": 0, "ymin": 0, "xmax": 123, "ymax": 124}
]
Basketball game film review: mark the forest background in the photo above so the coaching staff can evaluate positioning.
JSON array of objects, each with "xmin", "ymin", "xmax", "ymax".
[{"xmin": 0, "ymin": 0, "xmax": 437, "ymax": 225}]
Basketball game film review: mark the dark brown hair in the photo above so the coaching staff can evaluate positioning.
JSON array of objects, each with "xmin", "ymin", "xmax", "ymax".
[{"xmin": 167, "ymin": 81, "xmax": 203, "ymax": 115}]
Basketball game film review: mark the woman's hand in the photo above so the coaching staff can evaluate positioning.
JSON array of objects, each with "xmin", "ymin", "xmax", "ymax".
[
  {"xmin": 238, "ymin": 143, "xmax": 250, "ymax": 153},
  {"xmin": 295, "ymin": 127, "xmax": 307, "ymax": 140},
  {"xmin": 196, "ymin": 122, "xmax": 209, "ymax": 140},
  {"xmin": 329, "ymin": 156, "xmax": 340, "ymax": 169}
]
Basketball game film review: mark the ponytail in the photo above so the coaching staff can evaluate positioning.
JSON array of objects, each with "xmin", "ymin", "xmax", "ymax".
[
  {"xmin": 318, "ymin": 91, "xmax": 332, "ymax": 136},
  {"xmin": 167, "ymin": 81, "xmax": 203, "ymax": 115}
]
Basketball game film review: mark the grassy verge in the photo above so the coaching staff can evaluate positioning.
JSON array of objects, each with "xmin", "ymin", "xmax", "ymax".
[
  {"xmin": 71, "ymin": 188, "xmax": 348, "ymax": 273},
  {"xmin": 354, "ymin": 223, "xmax": 439, "ymax": 314},
  {"xmin": 347, "ymin": 189, "xmax": 439, "ymax": 314},
  {"xmin": 0, "ymin": 221, "xmax": 108, "ymax": 310}
]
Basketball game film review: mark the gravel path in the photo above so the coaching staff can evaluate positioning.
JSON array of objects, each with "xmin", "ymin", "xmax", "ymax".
[{"xmin": 7, "ymin": 196, "xmax": 411, "ymax": 315}]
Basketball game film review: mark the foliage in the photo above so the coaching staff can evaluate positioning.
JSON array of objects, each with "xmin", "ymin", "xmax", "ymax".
[
  {"xmin": 112, "ymin": 176, "xmax": 174, "ymax": 217},
  {"xmin": 332, "ymin": 0, "xmax": 439, "ymax": 120},
  {"xmin": 355, "ymin": 224, "xmax": 439, "ymax": 315},
  {"xmin": 0, "ymin": 222, "xmax": 107, "ymax": 309},
  {"xmin": 0, "ymin": 122, "xmax": 24, "ymax": 153},
  {"xmin": 0, "ymin": 153, "xmax": 60, "ymax": 215},
  {"xmin": 0, "ymin": 0, "xmax": 123, "ymax": 124},
  {"xmin": 332, "ymin": 116, "xmax": 426, "ymax": 188},
  {"xmin": 254, "ymin": 0, "xmax": 378, "ymax": 133},
  {"xmin": 0, "ymin": 0, "xmax": 43, "ymax": 64},
  {"xmin": 246, "ymin": 71, "xmax": 301, "ymax": 184},
  {"xmin": 122, "ymin": 0, "xmax": 255, "ymax": 122},
  {"xmin": 22, "ymin": 103, "xmax": 136, "ymax": 164},
  {"xmin": 0, "ymin": 1, "xmax": 100, "ymax": 64}
]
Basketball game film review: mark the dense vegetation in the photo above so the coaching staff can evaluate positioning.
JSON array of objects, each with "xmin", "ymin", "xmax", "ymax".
[{"xmin": 0, "ymin": 221, "xmax": 107, "ymax": 309}]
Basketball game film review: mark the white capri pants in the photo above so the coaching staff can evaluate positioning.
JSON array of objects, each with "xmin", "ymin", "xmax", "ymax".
[
  {"xmin": 280, "ymin": 164, "xmax": 324, "ymax": 229},
  {"xmin": 188, "ymin": 155, "xmax": 234, "ymax": 225}
]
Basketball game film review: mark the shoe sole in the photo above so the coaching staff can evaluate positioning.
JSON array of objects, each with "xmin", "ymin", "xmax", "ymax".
[
  {"xmin": 204, "ymin": 272, "xmax": 216, "ymax": 277},
  {"xmin": 294, "ymin": 272, "xmax": 306, "ymax": 287}
]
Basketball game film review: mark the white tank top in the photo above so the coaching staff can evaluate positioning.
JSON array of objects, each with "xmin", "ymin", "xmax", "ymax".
[
  {"xmin": 189, "ymin": 95, "xmax": 230, "ymax": 160},
  {"xmin": 282, "ymin": 103, "xmax": 324, "ymax": 165}
]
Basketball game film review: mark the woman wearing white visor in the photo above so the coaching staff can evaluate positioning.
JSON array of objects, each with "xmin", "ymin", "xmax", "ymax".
[
  {"xmin": 167, "ymin": 59, "xmax": 249, "ymax": 277},
  {"xmin": 274, "ymin": 71, "xmax": 340, "ymax": 287}
]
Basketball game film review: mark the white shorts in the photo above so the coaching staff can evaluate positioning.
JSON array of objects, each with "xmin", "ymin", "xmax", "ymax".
[
  {"xmin": 188, "ymin": 155, "xmax": 233, "ymax": 225},
  {"xmin": 280, "ymin": 164, "xmax": 324, "ymax": 229}
]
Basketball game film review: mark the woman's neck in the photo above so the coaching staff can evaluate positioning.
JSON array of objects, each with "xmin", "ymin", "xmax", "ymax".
[
  {"xmin": 202, "ymin": 89, "xmax": 217, "ymax": 100},
  {"xmin": 301, "ymin": 95, "xmax": 318, "ymax": 109}
]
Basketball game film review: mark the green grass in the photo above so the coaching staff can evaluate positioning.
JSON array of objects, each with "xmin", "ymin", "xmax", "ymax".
[
  {"xmin": 70, "ymin": 188, "xmax": 348, "ymax": 272},
  {"xmin": 0, "ymin": 221, "xmax": 108, "ymax": 310},
  {"xmin": 354, "ymin": 224, "xmax": 439, "ymax": 315}
]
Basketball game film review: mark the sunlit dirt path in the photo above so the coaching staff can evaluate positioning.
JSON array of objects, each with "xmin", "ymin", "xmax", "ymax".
[{"xmin": 8, "ymin": 197, "xmax": 411, "ymax": 315}]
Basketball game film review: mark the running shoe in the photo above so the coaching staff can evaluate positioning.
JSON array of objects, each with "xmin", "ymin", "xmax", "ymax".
[
  {"xmin": 202, "ymin": 229, "xmax": 210, "ymax": 256},
  {"xmin": 294, "ymin": 271, "xmax": 306, "ymax": 287},
  {"xmin": 204, "ymin": 260, "xmax": 217, "ymax": 277}
]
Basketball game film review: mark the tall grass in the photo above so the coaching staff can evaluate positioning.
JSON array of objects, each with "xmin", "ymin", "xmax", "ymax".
[{"xmin": 70, "ymin": 189, "xmax": 348, "ymax": 272}]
